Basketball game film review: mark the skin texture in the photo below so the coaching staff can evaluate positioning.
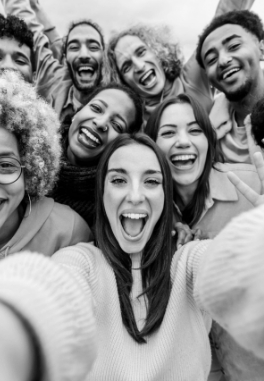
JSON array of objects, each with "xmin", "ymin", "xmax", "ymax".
[
  {"xmin": 114, "ymin": 35, "xmax": 166, "ymax": 98},
  {"xmin": 66, "ymin": 24, "xmax": 103, "ymax": 103},
  {"xmin": 0, "ymin": 37, "xmax": 33, "ymax": 82},
  {"xmin": 104, "ymin": 144, "xmax": 164, "ymax": 254},
  {"xmin": 67, "ymin": 88, "xmax": 136, "ymax": 166},
  {"xmin": 0, "ymin": 128, "xmax": 25, "ymax": 249},
  {"xmin": 156, "ymin": 103, "xmax": 208, "ymax": 207},
  {"xmin": 201, "ymin": 24, "xmax": 264, "ymax": 104}
]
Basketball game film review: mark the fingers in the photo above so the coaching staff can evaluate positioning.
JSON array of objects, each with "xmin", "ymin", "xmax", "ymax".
[
  {"xmin": 174, "ymin": 222, "xmax": 193, "ymax": 250},
  {"xmin": 193, "ymin": 228, "xmax": 202, "ymax": 240},
  {"xmin": 227, "ymin": 171, "xmax": 260, "ymax": 206},
  {"xmin": 253, "ymin": 152, "xmax": 264, "ymax": 186}
]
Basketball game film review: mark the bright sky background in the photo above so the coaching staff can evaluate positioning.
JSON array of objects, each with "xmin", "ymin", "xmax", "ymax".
[{"xmin": 2, "ymin": 0, "xmax": 264, "ymax": 60}]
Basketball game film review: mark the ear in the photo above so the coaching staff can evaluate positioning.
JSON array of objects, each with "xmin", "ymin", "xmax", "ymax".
[
  {"xmin": 259, "ymin": 40, "xmax": 264, "ymax": 61},
  {"xmin": 32, "ymin": 71, "xmax": 37, "ymax": 84}
]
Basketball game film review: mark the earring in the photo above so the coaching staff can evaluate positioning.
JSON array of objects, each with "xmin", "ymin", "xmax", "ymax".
[
  {"xmin": 102, "ymin": 126, "xmax": 108, "ymax": 132},
  {"xmin": 24, "ymin": 192, "xmax": 32, "ymax": 218}
]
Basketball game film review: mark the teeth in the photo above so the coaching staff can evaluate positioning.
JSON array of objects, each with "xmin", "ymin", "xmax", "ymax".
[
  {"xmin": 122, "ymin": 213, "xmax": 147, "ymax": 219},
  {"xmin": 81, "ymin": 128, "xmax": 100, "ymax": 144},
  {"xmin": 78, "ymin": 66, "xmax": 94, "ymax": 73},
  {"xmin": 140, "ymin": 70, "xmax": 155, "ymax": 85},
  {"xmin": 222, "ymin": 68, "xmax": 240, "ymax": 80},
  {"xmin": 172, "ymin": 154, "xmax": 196, "ymax": 161}
]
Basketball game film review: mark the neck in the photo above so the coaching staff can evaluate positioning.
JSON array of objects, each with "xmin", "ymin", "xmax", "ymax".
[
  {"xmin": 175, "ymin": 182, "xmax": 197, "ymax": 210},
  {"xmin": 231, "ymin": 75, "xmax": 264, "ymax": 126},
  {"xmin": 0, "ymin": 203, "xmax": 25, "ymax": 249},
  {"xmin": 130, "ymin": 251, "xmax": 142, "ymax": 269},
  {"xmin": 73, "ymin": 86, "xmax": 93, "ymax": 105}
]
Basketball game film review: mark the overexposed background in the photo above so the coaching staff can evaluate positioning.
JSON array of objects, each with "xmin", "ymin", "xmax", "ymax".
[{"xmin": 2, "ymin": 0, "xmax": 264, "ymax": 60}]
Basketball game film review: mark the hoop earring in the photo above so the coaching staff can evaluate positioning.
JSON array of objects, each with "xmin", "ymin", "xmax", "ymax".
[{"xmin": 24, "ymin": 192, "xmax": 32, "ymax": 218}]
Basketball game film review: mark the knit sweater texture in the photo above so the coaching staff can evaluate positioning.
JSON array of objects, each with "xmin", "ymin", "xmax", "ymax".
[{"xmin": 1, "ymin": 204, "xmax": 264, "ymax": 380}]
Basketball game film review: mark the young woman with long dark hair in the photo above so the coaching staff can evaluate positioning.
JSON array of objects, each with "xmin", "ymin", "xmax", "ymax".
[{"xmin": 0, "ymin": 134, "xmax": 263, "ymax": 381}]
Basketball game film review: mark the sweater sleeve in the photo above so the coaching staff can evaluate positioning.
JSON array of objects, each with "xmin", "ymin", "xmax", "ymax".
[
  {"xmin": 0, "ymin": 247, "xmax": 97, "ymax": 381},
  {"xmin": 194, "ymin": 204, "xmax": 264, "ymax": 360}
]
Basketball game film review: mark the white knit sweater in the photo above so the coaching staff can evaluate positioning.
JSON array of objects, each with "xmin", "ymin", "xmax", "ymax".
[{"xmin": 1, "ymin": 204, "xmax": 264, "ymax": 380}]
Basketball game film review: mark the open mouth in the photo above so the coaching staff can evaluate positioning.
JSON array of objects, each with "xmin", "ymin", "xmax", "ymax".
[
  {"xmin": 120, "ymin": 213, "xmax": 148, "ymax": 238},
  {"xmin": 77, "ymin": 65, "xmax": 96, "ymax": 81},
  {"xmin": 171, "ymin": 154, "xmax": 197, "ymax": 169},
  {"xmin": 78, "ymin": 127, "xmax": 102, "ymax": 148},
  {"xmin": 139, "ymin": 69, "xmax": 156, "ymax": 88},
  {"xmin": 221, "ymin": 67, "xmax": 240, "ymax": 81}
]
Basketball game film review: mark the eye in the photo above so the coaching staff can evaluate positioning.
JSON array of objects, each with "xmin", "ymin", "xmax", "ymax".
[
  {"xmin": 16, "ymin": 59, "xmax": 27, "ymax": 65},
  {"xmin": 68, "ymin": 44, "xmax": 79, "ymax": 51},
  {"xmin": 110, "ymin": 177, "xmax": 126, "ymax": 185},
  {"xmin": 90, "ymin": 104, "xmax": 102, "ymax": 113},
  {"xmin": 137, "ymin": 48, "xmax": 146, "ymax": 57},
  {"xmin": 0, "ymin": 161, "xmax": 20, "ymax": 174},
  {"xmin": 159, "ymin": 129, "xmax": 175, "ymax": 138},
  {"xmin": 89, "ymin": 44, "xmax": 101, "ymax": 52},
  {"xmin": 229, "ymin": 43, "xmax": 240, "ymax": 51},
  {"xmin": 189, "ymin": 127, "xmax": 203, "ymax": 135},
  {"xmin": 122, "ymin": 62, "xmax": 131, "ymax": 74},
  {"xmin": 145, "ymin": 178, "xmax": 161, "ymax": 187},
  {"xmin": 206, "ymin": 56, "xmax": 217, "ymax": 66},
  {"xmin": 111, "ymin": 120, "xmax": 123, "ymax": 133}
]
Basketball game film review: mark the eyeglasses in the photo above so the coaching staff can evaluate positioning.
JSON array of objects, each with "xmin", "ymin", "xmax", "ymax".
[{"xmin": 0, "ymin": 157, "xmax": 25, "ymax": 185}]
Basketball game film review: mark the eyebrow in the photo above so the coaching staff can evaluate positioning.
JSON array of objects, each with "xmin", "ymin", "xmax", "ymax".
[
  {"xmin": 107, "ymin": 168, "xmax": 162, "ymax": 175},
  {"xmin": 0, "ymin": 151, "xmax": 18, "ymax": 158},
  {"xmin": 92, "ymin": 99, "xmax": 128, "ymax": 127},
  {"xmin": 160, "ymin": 121, "xmax": 198, "ymax": 128},
  {"xmin": 203, "ymin": 34, "xmax": 241, "ymax": 62}
]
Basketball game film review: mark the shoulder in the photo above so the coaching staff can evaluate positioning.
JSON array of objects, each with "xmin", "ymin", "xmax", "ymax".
[{"xmin": 213, "ymin": 163, "xmax": 260, "ymax": 190}]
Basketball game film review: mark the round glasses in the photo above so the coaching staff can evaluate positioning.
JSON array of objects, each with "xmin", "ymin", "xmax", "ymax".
[{"xmin": 0, "ymin": 157, "xmax": 25, "ymax": 185}]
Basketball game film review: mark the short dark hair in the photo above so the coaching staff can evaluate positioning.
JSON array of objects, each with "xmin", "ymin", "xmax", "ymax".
[
  {"xmin": 95, "ymin": 133, "xmax": 173, "ymax": 343},
  {"xmin": 251, "ymin": 97, "xmax": 264, "ymax": 149},
  {"xmin": 0, "ymin": 14, "xmax": 33, "ymax": 50},
  {"xmin": 196, "ymin": 10, "xmax": 264, "ymax": 68},
  {"xmin": 62, "ymin": 19, "xmax": 105, "ymax": 56},
  {"xmin": 145, "ymin": 93, "xmax": 217, "ymax": 226}
]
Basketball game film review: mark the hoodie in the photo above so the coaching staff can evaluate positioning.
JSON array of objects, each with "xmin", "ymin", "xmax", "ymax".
[{"xmin": 0, "ymin": 197, "xmax": 92, "ymax": 258}]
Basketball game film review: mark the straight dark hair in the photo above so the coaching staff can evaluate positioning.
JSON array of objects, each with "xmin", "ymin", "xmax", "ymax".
[
  {"xmin": 95, "ymin": 133, "xmax": 174, "ymax": 343},
  {"xmin": 145, "ymin": 94, "xmax": 217, "ymax": 227}
]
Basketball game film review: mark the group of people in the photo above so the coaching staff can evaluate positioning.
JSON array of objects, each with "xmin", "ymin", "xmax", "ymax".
[{"xmin": 0, "ymin": 0, "xmax": 264, "ymax": 380}]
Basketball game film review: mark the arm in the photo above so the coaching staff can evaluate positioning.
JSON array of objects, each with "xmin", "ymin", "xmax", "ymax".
[
  {"xmin": 2, "ymin": 0, "xmax": 66, "ymax": 100},
  {"xmin": 181, "ymin": 0, "xmax": 255, "ymax": 114},
  {"xmin": 29, "ymin": 0, "xmax": 63, "ymax": 61},
  {"xmin": 194, "ymin": 203, "xmax": 264, "ymax": 359},
  {"xmin": 0, "ymin": 248, "xmax": 97, "ymax": 381}
]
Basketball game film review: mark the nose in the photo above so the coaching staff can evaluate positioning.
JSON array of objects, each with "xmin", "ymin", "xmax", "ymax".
[
  {"xmin": 79, "ymin": 44, "xmax": 91, "ymax": 59},
  {"xmin": 126, "ymin": 183, "xmax": 145, "ymax": 205},
  {"xmin": 133, "ymin": 57, "xmax": 145, "ymax": 73},
  {"xmin": 0, "ymin": 55, "xmax": 16, "ymax": 70},
  {"xmin": 218, "ymin": 51, "xmax": 232, "ymax": 68},
  {"xmin": 174, "ymin": 131, "xmax": 191, "ymax": 148},
  {"xmin": 92, "ymin": 116, "xmax": 108, "ymax": 132}
]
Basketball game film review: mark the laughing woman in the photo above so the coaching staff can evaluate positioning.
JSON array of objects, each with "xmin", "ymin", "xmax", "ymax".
[
  {"xmin": 145, "ymin": 94, "xmax": 264, "ymax": 379},
  {"xmin": 50, "ymin": 83, "xmax": 143, "ymax": 227},
  {"xmin": 0, "ymin": 71, "xmax": 91, "ymax": 257},
  {"xmin": 0, "ymin": 134, "xmax": 264, "ymax": 381}
]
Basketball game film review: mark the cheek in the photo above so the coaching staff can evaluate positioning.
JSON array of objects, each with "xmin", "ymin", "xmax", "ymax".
[
  {"xmin": 107, "ymin": 129, "xmax": 120, "ymax": 144},
  {"xmin": 156, "ymin": 138, "xmax": 172, "ymax": 159}
]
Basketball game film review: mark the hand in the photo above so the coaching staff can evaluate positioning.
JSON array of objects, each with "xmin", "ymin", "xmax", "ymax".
[
  {"xmin": 173, "ymin": 222, "xmax": 194, "ymax": 250},
  {"xmin": 227, "ymin": 152, "xmax": 264, "ymax": 207}
]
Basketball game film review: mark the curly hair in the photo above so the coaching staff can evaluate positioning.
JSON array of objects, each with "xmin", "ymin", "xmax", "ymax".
[
  {"xmin": 62, "ymin": 19, "xmax": 105, "ymax": 57},
  {"xmin": 196, "ymin": 10, "xmax": 264, "ymax": 69},
  {"xmin": 107, "ymin": 24, "xmax": 183, "ymax": 84},
  {"xmin": 0, "ymin": 14, "xmax": 33, "ymax": 50},
  {"xmin": 0, "ymin": 71, "xmax": 61, "ymax": 200},
  {"xmin": 250, "ymin": 97, "xmax": 264, "ymax": 149}
]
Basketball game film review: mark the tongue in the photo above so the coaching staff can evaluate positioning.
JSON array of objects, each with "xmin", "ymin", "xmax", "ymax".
[
  {"xmin": 174, "ymin": 159, "xmax": 194, "ymax": 167},
  {"xmin": 79, "ymin": 70, "xmax": 94, "ymax": 79},
  {"xmin": 122, "ymin": 218, "xmax": 144, "ymax": 237}
]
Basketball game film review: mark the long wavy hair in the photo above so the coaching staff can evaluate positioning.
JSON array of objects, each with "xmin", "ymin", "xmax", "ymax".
[
  {"xmin": 95, "ymin": 133, "xmax": 174, "ymax": 343},
  {"xmin": 108, "ymin": 24, "xmax": 183, "ymax": 85},
  {"xmin": 145, "ymin": 94, "xmax": 217, "ymax": 227}
]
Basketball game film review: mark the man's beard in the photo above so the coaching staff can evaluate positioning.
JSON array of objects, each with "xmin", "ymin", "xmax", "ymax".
[
  {"xmin": 225, "ymin": 78, "xmax": 252, "ymax": 102},
  {"xmin": 67, "ymin": 61, "xmax": 102, "ymax": 93}
]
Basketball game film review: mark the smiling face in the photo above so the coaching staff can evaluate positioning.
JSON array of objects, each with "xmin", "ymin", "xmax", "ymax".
[
  {"xmin": 103, "ymin": 144, "xmax": 164, "ymax": 254},
  {"xmin": 0, "ymin": 37, "xmax": 33, "ymax": 83},
  {"xmin": 201, "ymin": 24, "xmax": 264, "ymax": 102},
  {"xmin": 114, "ymin": 35, "xmax": 166, "ymax": 98},
  {"xmin": 66, "ymin": 24, "xmax": 103, "ymax": 92},
  {"xmin": 67, "ymin": 88, "xmax": 136, "ymax": 165},
  {"xmin": 0, "ymin": 128, "xmax": 25, "ymax": 245},
  {"xmin": 156, "ymin": 102, "xmax": 208, "ymax": 196}
]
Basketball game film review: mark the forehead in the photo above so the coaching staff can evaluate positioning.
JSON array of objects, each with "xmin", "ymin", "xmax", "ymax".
[
  {"xmin": 202, "ymin": 24, "xmax": 258, "ymax": 59},
  {"xmin": 0, "ymin": 37, "xmax": 31, "ymax": 58},
  {"xmin": 115, "ymin": 35, "xmax": 145, "ymax": 64},
  {"xmin": 0, "ymin": 127, "xmax": 20, "ymax": 155},
  {"xmin": 160, "ymin": 103, "xmax": 195, "ymax": 125},
  {"xmin": 67, "ymin": 24, "xmax": 102, "ymax": 45},
  {"xmin": 108, "ymin": 144, "xmax": 161, "ymax": 172}
]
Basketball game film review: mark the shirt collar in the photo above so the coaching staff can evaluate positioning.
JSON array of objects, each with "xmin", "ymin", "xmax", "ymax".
[{"xmin": 63, "ymin": 86, "xmax": 82, "ymax": 112}]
